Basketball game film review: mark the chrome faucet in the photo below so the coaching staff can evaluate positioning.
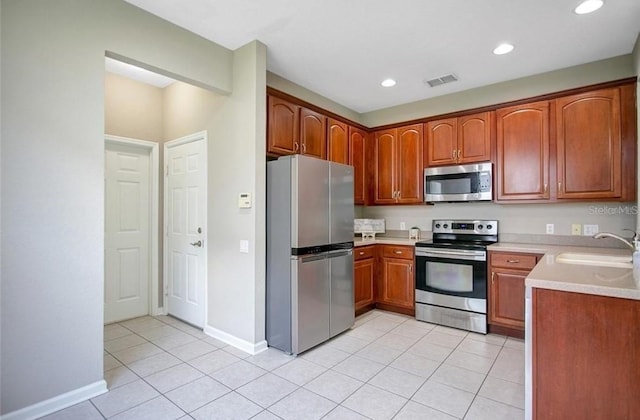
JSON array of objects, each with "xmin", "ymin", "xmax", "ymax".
[{"xmin": 593, "ymin": 230, "xmax": 636, "ymax": 250}]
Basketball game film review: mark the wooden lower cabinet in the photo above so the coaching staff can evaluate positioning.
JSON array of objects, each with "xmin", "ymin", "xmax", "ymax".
[
  {"xmin": 377, "ymin": 245, "xmax": 415, "ymax": 316},
  {"xmin": 532, "ymin": 288, "xmax": 640, "ymax": 419},
  {"xmin": 488, "ymin": 251, "xmax": 541, "ymax": 338},
  {"xmin": 353, "ymin": 244, "xmax": 415, "ymax": 316},
  {"xmin": 354, "ymin": 246, "xmax": 375, "ymax": 315}
]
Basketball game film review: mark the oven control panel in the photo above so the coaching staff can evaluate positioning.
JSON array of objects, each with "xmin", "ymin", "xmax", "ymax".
[{"xmin": 432, "ymin": 220, "xmax": 498, "ymax": 235}]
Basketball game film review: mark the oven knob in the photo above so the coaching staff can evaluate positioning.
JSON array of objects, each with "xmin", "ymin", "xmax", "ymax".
[
  {"xmin": 443, "ymin": 224, "xmax": 449, "ymax": 229},
  {"xmin": 435, "ymin": 223, "xmax": 441, "ymax": 229},
  {"xmin": 478, "ymin": 224, "xmax": 484, "ymax": 230},
  {"xmin": 487, "ymin": 224, "xmax": 493, "ymax": 230}
]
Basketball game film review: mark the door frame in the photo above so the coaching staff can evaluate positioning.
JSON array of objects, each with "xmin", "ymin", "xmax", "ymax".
[
  {"xmin": 163, "ymin": 131, "xmax": 208, "ymax": 326},
  {"xmin": 104, "ymin": 135, "xmax": 161, "ymax": 317}
]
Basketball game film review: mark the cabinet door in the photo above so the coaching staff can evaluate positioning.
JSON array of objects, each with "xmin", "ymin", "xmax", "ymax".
[
  {"xmin": 354, "ymin": 258, "xmax": 375, "ymax": 311},
  {"xmin": 327, "ymin": 118, "xmax": 349, "ymax": 164},
  {"xmin": 425, "ymin": 118, "xmax": 457, "ymax": 166},
  {"xmin": 267, "ymin": 95, "xmax": 299, "ymax": 155},
  {"xmin": 300, "ymin": 107, "xmax": 327, "ymax": 159},
  {"xmin": 373, "ymin": 129, "xmax": 396, "ymax": 204},
  {"xmin": 556, "ymin": 88, "xmax": 621, "ymax": 199},
  {"xmin": 458, "ymin": 112, "xmax": 492, "ymax": 164},
  {"xmin": 489, "ymin": 269, "xmax": 525, "ymax": 329},
  {"xmin": 379, "ymin": 257, "xmax": 414, "ymax": 309},
  {"xmin": 396, "ymin": 124, "xmax": 423, "ymax": 203},
  {"xmin": 349, "ymin": 127, "xmax": 368, "ymax": 205},
  {"xmin": 496, "ymin": 102, "xmax": 550, "ymax": 200}
]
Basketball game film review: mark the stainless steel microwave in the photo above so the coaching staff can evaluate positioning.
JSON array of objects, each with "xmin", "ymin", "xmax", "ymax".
[{"xmin": 424, "ymin": 162, "xmax": 492, "ymax": 202}]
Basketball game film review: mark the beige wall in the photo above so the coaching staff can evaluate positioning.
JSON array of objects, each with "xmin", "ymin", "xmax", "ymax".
[
  {"xmin": 1, "ymin": 0, "xmax": 236, "ymax": 415},
  {"xmin": 105, "ymin": 72, "xmax": 164, "ymax": 141},
  {"xmin": 267, "ymin": 55, "xmax": 635, "ymax": 128}
]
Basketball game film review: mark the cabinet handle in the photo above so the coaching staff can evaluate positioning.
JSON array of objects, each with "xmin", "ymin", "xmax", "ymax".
[
  {"xmin": 506, "ymin": 259, "xmax": 520, "ymax": 263},
  {"xmin": 302, "ymin": 143, "xmax": 306, "ymax": 153},
  {"xmin": 359, "ymin": 251, "xmax": 365, "ymax": 256},
  {"xmin": 558, "ymin": 181, "xmax": 562, "ymax": 191},
  {"xmin": 409, "ymin": 264, "xmax": 412, "ymax": 273},
  {"xmin": 491, "ymin": 272, "xmax": 494, "ymax": 283},
  {"xmin": 457, "ymin": 149, "xmax": 461, "ymax": 160},
  {"xmin": 452, "ymin": 149, "xmax": 456, "ymax": 160},
  {"xmin": 544, "ymin": 183, "xmax": 548, "ymax": 194},
  {"xmin": 294, "ymin": 142, "xmax": 299, "ymax": 152},
  {"xmin": 394, "ymin": 250, "xmax": 403, "ymax": 254}
]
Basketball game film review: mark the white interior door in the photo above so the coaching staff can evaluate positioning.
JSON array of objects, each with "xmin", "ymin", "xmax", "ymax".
[
  {"xmin": 105, "ymin": 143, "xmax": 150, "ymax": 323},
  {"xmin": 165, "ymin": 136, "xmax": 206, "ymax": 328}
]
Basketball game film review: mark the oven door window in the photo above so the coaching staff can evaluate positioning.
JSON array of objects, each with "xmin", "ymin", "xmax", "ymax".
[{"xmin": 416, "ymin": 255, "xmax": 486, "ymax": 299}]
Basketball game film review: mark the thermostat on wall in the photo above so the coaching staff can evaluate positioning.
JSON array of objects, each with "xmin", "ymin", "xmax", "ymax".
[{"xmin": 238, "ymin": 193, "xmax": 252, "ymax": 208}]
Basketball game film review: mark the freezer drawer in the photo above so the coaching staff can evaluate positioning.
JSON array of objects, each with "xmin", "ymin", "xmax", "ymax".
[
  {"xmin": 292, "ymin": 254, "xmax": 331, "ymax": 354},
  {"xmin": 329, "ymin": 250, "xmax": 355, "ymax": 337}
]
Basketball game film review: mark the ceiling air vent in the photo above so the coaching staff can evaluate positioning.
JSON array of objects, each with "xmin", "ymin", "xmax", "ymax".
[{"xmin": 425, "ymin": 73, "xmax": 458, "ymax": 87}]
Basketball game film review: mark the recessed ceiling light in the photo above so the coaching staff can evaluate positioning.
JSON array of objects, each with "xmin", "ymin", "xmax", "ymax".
[
  {"xmin": 574, "ymin": 0, "xmax": 603, "ymax": 14},
  {"xmin": 381, "ymin": 78, "xmax": 396, "ymax": 87},
  {"xmin": 493, "ymin": 43, "xmax": 515, "ymax": 55}
]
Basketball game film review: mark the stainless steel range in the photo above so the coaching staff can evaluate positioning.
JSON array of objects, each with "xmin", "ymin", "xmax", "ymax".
[{"xmin": 414, "ymin": 219, "xmax": 498, "ymax": 334}]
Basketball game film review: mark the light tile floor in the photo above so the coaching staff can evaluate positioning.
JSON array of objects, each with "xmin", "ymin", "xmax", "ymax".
[{"xmin": 43, "ymin": 310, "xmax": 525, "ymax": 419}]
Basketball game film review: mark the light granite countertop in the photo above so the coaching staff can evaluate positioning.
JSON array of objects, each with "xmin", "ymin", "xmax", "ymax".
[
  {"xmin": 489, "ymin": 242, "xmax": 640, "ymax": 301},
  {"xmin": 354, "ymin": 237, "xmax": 420, "ymax": 247}
]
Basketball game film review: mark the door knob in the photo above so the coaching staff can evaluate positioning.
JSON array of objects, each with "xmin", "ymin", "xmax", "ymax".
[{"xmin": 190, "ymin": 240, "xmax": 202, "ymax": 247}]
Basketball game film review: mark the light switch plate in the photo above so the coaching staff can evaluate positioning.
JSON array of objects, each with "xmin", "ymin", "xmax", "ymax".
[
  {"xmin": 546, "ymin": 223, "xmax": 554, "ymax": 234},
  {"xmin": 239, "ymin": 240, "xmax": 249, "ymax": 253}
]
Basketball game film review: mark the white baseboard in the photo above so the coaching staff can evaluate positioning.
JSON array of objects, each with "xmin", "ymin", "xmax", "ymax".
[
  {"xmin": 1, "ymin": 380, "xmax": 107, "ymax": 420},
  {"xmin": 203, "ymin": 325, "xmax": 268, "ymax": 355}
]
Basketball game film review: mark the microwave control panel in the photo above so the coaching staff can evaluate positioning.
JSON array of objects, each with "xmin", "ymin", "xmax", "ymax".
[{"xmin": 478, "ymin": 172, "xmax": 492, "ymax": 192}]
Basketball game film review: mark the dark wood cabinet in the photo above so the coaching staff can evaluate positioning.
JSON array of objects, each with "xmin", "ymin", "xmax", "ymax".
[
  {"xmin": 327, "ymin": 118, "xmax": 349, "ymax": 164},
  {"xmin": 299, "ymin": 107, "xmax": 327, "ymax": 159},
  {"xmin": 488, "ymin": 251, "xmax": 541, "ymax": 337},
  {"xmin": 377, "ymin": 245, "xmax": 414, "ymax": 315},
  {"xmin": 267, "ymin": 94, "xmax": 326, "ymax": 158},
  {"xmin": 349, "ymin": 126, "xmax": 368, "ymax": 205},
  {"xmin": 373, "ymin": 124, "xmax": 423, "ymax": 204},
  {"xmin": 267, "ymin": 95, "xmax": 299, "ymax": 155},
  {"xmin": 354, "ymin": 246, "xmax": 375, "ymax": 315},
  {"xmin": 533, "ymin": 289, "xmax": 640, "ymax": 419},
  {"xmin": 496, "ymin": 101, "xmax": 551, "ymax": 201},
  {"xmin": 425, "ymin": 112, "xmax": 492, "ymax": 166},
  {"xmin": 556, "ymin": 88, "xmax": 621, "ymax": 199}
]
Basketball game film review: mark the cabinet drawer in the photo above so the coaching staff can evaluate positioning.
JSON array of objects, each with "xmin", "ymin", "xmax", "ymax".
[
  {"xmin": 354, "ymin": 246, "xmax": 375, "ymax": 261},
  {"xmin": 490, "ymin": 252, "xmax": 539, "ymax": 270},
  {"xmin": 381, "ymin": 245, "xmax": 414, "ymax": 260}
]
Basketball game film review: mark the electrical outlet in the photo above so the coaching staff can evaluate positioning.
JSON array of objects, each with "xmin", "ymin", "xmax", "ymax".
[
  {"xmin": 546, "ymin": 223, "xmax": 554, "ymax": 234},
  {"xmin": 400, "ymin": 222, "xmax": 406, "ymax": 230},
  {"xmin": 584, "ymin": 224, "xmax": 599, "ymax": 236},
  {"xmin": 571, "ymin": 224, "xmax": 582, "ymax": 235}
]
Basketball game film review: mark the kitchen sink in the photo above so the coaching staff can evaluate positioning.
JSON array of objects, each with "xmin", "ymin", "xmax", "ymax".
[{"xmin": 555, "ymin": 252, "xmax": 632, "ymax": 269}]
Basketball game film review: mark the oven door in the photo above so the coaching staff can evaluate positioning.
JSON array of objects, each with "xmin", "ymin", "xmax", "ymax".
[{"xmin": 415, "ymin": 247, "xmax": 487, "ymax": 302}]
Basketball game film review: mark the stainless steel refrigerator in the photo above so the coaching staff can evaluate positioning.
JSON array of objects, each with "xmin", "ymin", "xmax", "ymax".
[{"xmin": 266, "ymin": 154, "xmax": 355, "ymax": 355}]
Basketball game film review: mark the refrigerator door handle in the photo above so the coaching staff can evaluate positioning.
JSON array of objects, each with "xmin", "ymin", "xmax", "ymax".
[
  {"xmin": 294, "ymin": 253, "xmax": 328, "ymax": 263},
  {"xmin": 327, "ymin": 250, "xmax": 352, "ymax": 258}
]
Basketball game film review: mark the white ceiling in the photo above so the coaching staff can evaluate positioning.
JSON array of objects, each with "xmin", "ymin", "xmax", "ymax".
[{"xmin": 123, "ymin": 0, "xmax": 640, "ymax": 113}]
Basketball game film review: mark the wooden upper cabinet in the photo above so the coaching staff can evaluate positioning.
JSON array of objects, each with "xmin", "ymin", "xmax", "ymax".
[
  {"xmin": 458, "ymin": 112, "xmax": 492, "ymax": 164},
  {"xmin": 267, "ymin": 95, "xmax": 300, "ymax": 155},
  {"xmin": 425, "ymin": 118, "xmax": 457, "ymax": 166},
  {"xmin": 327, "ymin": 118, "xmax": 349, "ymax": 164},
  {"xmin": 425, "ymin": 112, "xmax": 492, "ymax": 166},
  {"xmin": 349, "ymin": 126, "xmax": 368, "ymax": 205},
  {"xmin": 373, "ymin": 129, "xmax": 396, "ymax": 204},
  {"xmin": 373, "ymin": 124, "xmax": 423, "ymax": 204},
  {"xmin": 396, "ymin": 125, "xmax": 423, "ymax": 203},
  {"xmin": 496, "ymin": 101, "xmax": 550, "ymax": 201},
  {"xmin": 556, "ymin": 88, "xmax": 621, "ymax": 199},
  {"xmin": 299, "ymin": 107, "xmax": 327, "ymax": 159}
]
